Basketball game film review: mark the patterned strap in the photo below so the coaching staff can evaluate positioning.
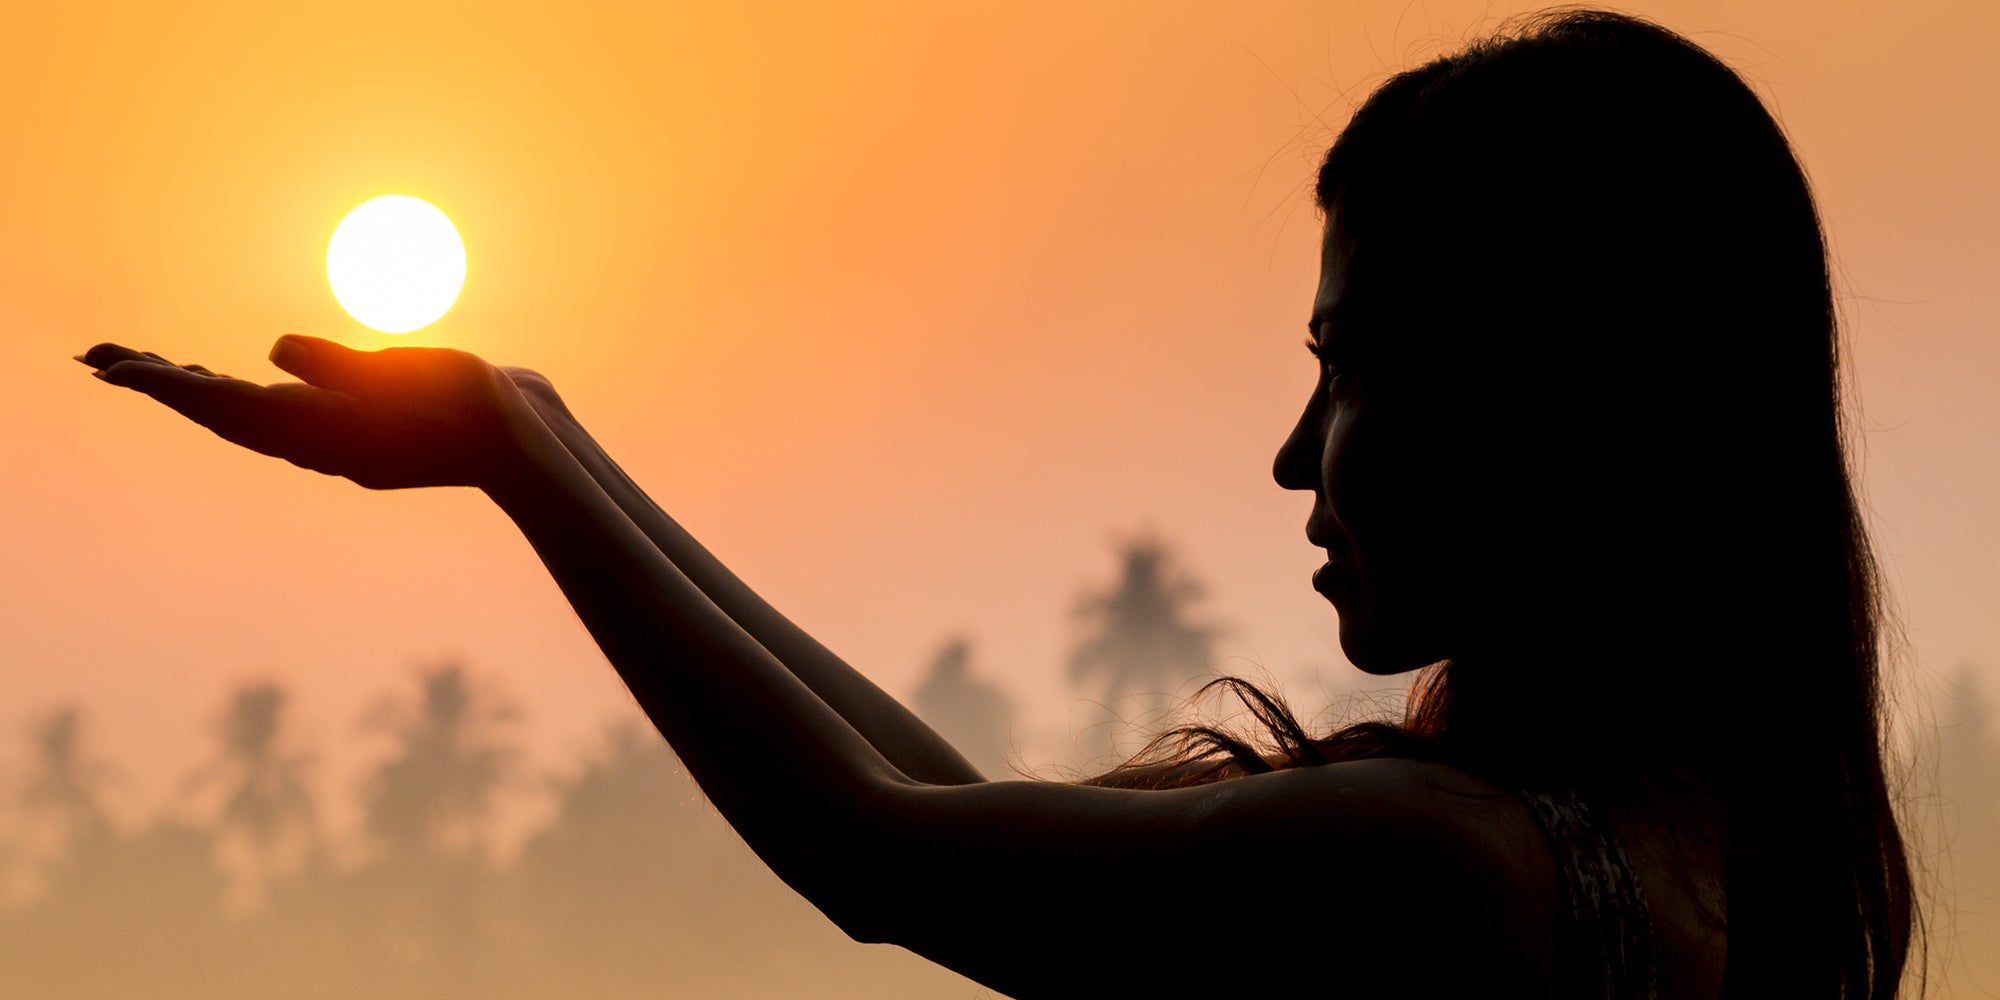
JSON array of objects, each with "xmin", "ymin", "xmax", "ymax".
[{"xmin": 1517, "ymin": 787, "xmax": 1661, "ymax": 1000}]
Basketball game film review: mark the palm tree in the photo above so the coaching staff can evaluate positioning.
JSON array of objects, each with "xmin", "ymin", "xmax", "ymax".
[
  {"xmin": 1932, "ymin": 665, "xmax": 2000, "ymax": 993},
  {"xmin": 511, "ymin": 720, "xmax": 725, "ymax": 988},
  {"xmin": 336, "ymin": 664, "xmax": 520, "ymax": 990},
  {"xmin": 1937, "ymin": 667, "xmax": 1996, "ymax": 818},
  {"xmin": 184, "ymin": 682, "xmax": 319, "ymax": 900},
  {"xmin": 19, "ymin": 706, "xmax": 113, "ymax": 859},
  {"xmin": 358, "ymin": 663, "xmax": 519, "ymax": 863},
  {"xmin": 1066, "ymin": 536, "xmax": 1224, "ymax": 758}
]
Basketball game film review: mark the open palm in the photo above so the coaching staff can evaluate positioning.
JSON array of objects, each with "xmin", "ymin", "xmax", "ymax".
[{"xmin": 80, "ymin": 336, "xmax": 539, "ymax": 491}]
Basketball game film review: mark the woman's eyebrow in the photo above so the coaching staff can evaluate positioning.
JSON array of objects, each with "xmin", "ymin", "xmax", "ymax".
[
  {"xmin": 1306, "ymin": 308, "xmax": 1343, "ymax": 344},
  {"xmin": 1307, "ymin": 301, "xmax": 1351, "ymax": 339}
]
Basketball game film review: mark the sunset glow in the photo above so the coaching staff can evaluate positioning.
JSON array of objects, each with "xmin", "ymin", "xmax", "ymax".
[
  {"xmin": 325, "ymin": 195, "xmax": 466, "ymax": 334},
  {"xmin": 7, "ymin": 0, "xmax": 1997, "ymax": 993}
]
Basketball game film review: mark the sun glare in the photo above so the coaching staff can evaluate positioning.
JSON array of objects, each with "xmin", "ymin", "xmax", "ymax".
[{"xmin": 326, "ymin": 195, "xmax": 467, "ymax": 334}]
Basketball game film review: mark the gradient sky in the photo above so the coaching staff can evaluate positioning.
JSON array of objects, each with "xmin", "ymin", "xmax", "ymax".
[{"xmin": 2, "ymin": 0, "xmax": 1993, "ymax": 836}]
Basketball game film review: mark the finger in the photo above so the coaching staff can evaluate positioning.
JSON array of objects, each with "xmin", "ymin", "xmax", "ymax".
[
  {"xmin": 96, "ymin": 361, "xmax": 285, "ymax": 432},
  {"xmin": 99, "ymin": 361, "xmax": 345, "ymax": 460},
  {"xmin": 97, "ymin": 360, "xmax": 255, "ymax": 415},
  {"xmin": 269, "ymin": 335, "xmax": 382, "ymax": 394},
  {"xmin": 272, "ymin": 335, "xmax": 495, "ymax": 404},
  {"xmin": 80, "ymin": 343, "xmax": 177, "ymax": 371}
]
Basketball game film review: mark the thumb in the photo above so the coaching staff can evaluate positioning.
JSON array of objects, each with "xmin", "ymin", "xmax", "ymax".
[{"xmin": 269, "ymin": 335, "xmax": 377, "ymax": 393}]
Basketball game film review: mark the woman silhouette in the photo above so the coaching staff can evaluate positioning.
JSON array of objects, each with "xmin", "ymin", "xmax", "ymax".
[{"xmin": 81, "ymin": 10, "xmax": 1915, "ymax": 998}]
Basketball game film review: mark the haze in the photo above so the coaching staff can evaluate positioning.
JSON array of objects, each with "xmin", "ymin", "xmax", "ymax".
[{"xmin": 0, "ymin": 0, "xmax": 1994, "ymax": 994}]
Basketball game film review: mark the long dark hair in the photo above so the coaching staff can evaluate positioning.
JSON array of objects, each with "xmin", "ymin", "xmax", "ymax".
[{"xmin": 1093, "ymin": 10, "xmax": 1915, "ymax": 997}]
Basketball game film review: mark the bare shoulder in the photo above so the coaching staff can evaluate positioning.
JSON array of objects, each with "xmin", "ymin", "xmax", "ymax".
[
  {"xmin": 1213, "ymin": 756, "xmax": 1555, "ymax": 877},
  {"xmin": 1198, "ymin": 757, "xmax": 1560, "ymax": 990},
  {"xmin": 1272, "ymin": 754, "xmax": 1542, "ymax": 824}
]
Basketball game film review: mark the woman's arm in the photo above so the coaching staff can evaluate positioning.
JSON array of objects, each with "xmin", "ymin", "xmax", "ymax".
[{"xmin": 500, "ymin": 370, "xmax": 985, "ymax": 785}]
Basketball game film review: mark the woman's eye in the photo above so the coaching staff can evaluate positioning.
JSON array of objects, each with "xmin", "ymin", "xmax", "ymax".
[{"xmin": 1304, "ymin": 336, "xmax": 1351, "ymax": 395}]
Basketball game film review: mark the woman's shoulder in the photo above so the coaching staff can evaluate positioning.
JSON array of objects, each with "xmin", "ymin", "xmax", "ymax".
[
  {"xmin": 1210, "ymin": 756, "xmax": 1562, "ymax": 990},
  {"xmin": 1271, "ymin": 755, "xmax": 1558, "ymax": 869}
]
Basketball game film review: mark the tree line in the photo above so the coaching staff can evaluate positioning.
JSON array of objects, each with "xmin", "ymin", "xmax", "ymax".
[
  {"xmin": 0, "ymin": 536, "xmax": 1227, "ymax": 999},
  {"xmin": 4, "ymin": 536, "xmax": 1995, "ymax": 996}
]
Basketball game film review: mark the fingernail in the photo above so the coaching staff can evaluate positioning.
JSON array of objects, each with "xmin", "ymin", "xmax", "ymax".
[
  {"xmin": 72, "ymin": 355, "xmax": 90, "ymax": 365},
  {"xmin": 90, "ymin": 370, "xmax": 112, "ymax": 382},
  {"xmin": 270, "ymin": 336, "xmax": 310, "ymax": 368}
]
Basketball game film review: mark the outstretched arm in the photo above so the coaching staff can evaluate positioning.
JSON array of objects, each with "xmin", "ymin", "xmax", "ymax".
[{"xmin": 432, "ymin": 416, "xmax": 1552, "ymax": 993}]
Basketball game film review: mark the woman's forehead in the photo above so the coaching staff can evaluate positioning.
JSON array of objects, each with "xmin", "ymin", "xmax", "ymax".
[{"xmin": 1312, "ymin": 214, "xmax": 1359, "ymax": 337}]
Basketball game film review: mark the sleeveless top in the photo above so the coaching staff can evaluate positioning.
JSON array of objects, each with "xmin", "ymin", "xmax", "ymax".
[{"xmin": 1516, "ymin": 787, "xmax": 1661, "ymax": 1000}]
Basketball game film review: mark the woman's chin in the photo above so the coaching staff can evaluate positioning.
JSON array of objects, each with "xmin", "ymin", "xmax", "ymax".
[{"xmin": 1337, "ymin": 619, "xmax": 1445, "ymax": 676}]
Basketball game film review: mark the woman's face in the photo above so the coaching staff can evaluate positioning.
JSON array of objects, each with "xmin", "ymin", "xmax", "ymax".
[{"xmin": 1274, "ymin": 215, "xmax": 1473, "ymax": 675}]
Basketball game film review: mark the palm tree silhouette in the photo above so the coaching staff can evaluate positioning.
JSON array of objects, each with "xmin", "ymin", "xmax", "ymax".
[
  {"xmin": 1938, "ymin": 666, "xmax": 1996, "ymax": 816},
  {"xmin": 20, "ymin": 706, "xmax": 113, "ymax": 858},
  {"xmin": 359, "ymin": 663, "xmax": 519, "ymax": 863},
  {"xmin": 1066, "ymin": 536, "xmax": 1223, "ymax": 758},
  {"xmin": 339, "ymin": 664, "xmax": 520, "ymax": 985},
  {"xmin": 184, "ymin": 682, "xmax": 319, "ymax": 900}
]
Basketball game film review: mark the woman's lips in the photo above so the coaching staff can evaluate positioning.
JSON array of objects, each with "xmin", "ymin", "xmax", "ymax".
[
  {"xmin": 1306, "ymin": 519, "xmax": 1348, "ymax": 597},
  {"xmin": 1312, "ymin": 558, "xmax": 1343, "ymax": 596}
]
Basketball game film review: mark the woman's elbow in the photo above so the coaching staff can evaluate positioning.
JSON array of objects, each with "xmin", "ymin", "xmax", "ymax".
[{"xmin": 775, "ymin": 784, "xmax": 929, "ymax": 946}]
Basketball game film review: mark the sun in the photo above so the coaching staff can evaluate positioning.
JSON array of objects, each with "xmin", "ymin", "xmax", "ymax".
[{"xmin": 326, "ymin": 195, "xmax": 467, "ymax": 334}]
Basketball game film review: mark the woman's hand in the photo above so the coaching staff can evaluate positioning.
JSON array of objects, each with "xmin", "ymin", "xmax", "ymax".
[{"xmin": 79, "ymin": 336, "xmax": 542, "ymax": 491}]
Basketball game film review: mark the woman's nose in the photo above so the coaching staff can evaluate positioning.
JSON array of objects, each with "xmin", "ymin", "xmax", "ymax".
[{"xmin": 1273, "ymin": 405, "xmax": 1321, "ymax": 493}]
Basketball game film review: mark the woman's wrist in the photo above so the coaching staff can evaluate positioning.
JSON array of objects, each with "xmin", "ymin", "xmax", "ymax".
[{"xmin": 479, "ymin": 386, "xmax": 571, "ymax": 501}]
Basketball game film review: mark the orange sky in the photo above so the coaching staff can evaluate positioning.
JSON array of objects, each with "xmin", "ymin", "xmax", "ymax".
[{"xmin": 2, "ymin": 0, "xmax": 1994, "ymax": 831}]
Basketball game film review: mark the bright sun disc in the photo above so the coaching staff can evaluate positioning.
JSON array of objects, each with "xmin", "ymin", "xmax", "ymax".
[{"xmin": 326, "ymin": 195, "xmax": 466, "ymax": 334}]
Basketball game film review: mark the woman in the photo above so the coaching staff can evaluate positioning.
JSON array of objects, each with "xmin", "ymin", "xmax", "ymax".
[{"xmin": 81, "ymin": 10, "xmax": 1914, "ymax": 998}]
